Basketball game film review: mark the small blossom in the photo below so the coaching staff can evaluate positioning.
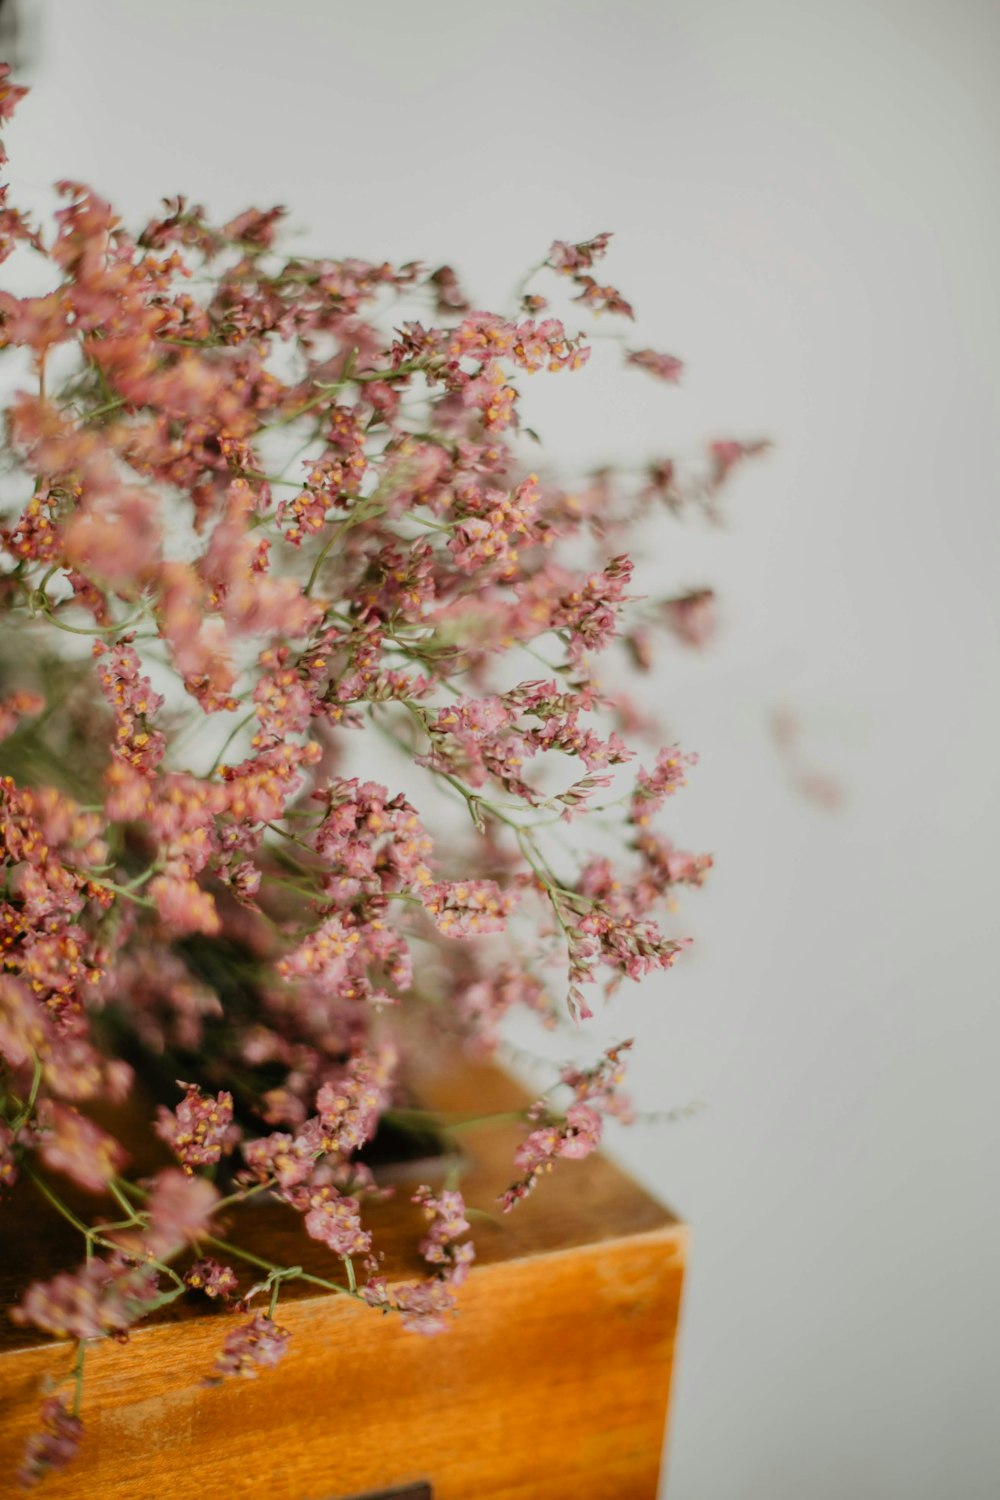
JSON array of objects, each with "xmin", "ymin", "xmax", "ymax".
[
  {"xmin": 18, "ymin": 1397, "xmax": 83, "ymax": 1489},
  {"xmin": 214, "ymin": 1313, "xmax": 290, "ymax": 1379},
  {"xmin": 503, "ymin": 1043, "xmax": 635, "ymax": 1210},
  {"xmin": 143, "ymin": 1168, "xmax": 220, "ymax": 1258},
  {"xmin": 662, "ymin": 588, "xmax": 716, "ymax": 648},
  {"xmin": 304, "ymin": 1186, "xmax": 372, "ymax": 1257},
  {"xmin": 93, "ymin": 640, "xmax": 166, "ymax": 774},
  {"xmin": 421, "ymin": 879, "xmax": 516, "ymax": 938},
  {"xmin": 316, "ymin": 1047, "xmax": 396, "ymax": 1155},
  {"xmin": 428, "ymin": 264, "xmax": 470, "ymax": 316},
  {"xmin": 629, "ymin": 744, "xmax": 698, "ymax": 824},
  {"xmin": 185, "ymin": 1259, "xmax": 239, "ymax": 1300},
  {"xmin": 709, "ymin": 437, "xmax": 770, "ymax": 487},
  {"xmin": 13, "ymin": 1259, "xmax": 161, "ymax": 1342},
  {"xmin": 155, "ymin": 1082, "xmax": 237, "ymax": 1171},
  {"xmin": 571, "ymin": 276, "xmax": 634, "ymax": 319},
  {"xmin": 241, "ymin": 1128, "xmax": 316, "ymax": 1193},
  {"xmin": 360, "ymin": 1274, "xmax": 458, "ymax": 1335},
  {"xmin": 148, "ymin": 873, "xmax": 220, "ymax": 936},
  {"xmin": 546, "ymin": 555, "xmax": 634, "ymax": 660},
  {"xmin": 413, "ymin": 1185, "xmax": 475, "ymax": 1285},
  {"xmin": 626, "ymin": 348, "xmax": 684, "ymax": 383},
  {"xmin": 37, "ymin": 1101, "xmax": 127, "ymax": 1193},
  {"xmin": 0, "ymin": 690, "xmax": 44, "ymax": 742},
  {"xmin": 548, "ymin": 233, "xmax": 613, "ymax": 273}
]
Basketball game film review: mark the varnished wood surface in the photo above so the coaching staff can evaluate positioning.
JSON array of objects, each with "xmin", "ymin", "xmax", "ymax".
[{"xmin": 0, "ymin": 1055, "xmax": 687, "ymax": 1498}]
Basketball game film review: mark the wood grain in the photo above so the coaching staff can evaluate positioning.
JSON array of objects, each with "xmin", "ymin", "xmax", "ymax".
[{"xmin": 0, "ymin": 1055, "xmax": 687, "ymax": 1498}]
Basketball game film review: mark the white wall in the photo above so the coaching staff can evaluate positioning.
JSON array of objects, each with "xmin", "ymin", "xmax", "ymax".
[{"xmin": 6, "ymin": 2, "xmax": 999, "ymax": 1495}]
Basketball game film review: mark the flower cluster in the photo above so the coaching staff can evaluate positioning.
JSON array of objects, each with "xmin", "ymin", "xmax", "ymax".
[
  {"xmin": 502, "ymin": 1043, "xmax": 634, "ymax": 1210},
  {"xmin": 0, "ymin": 67, "xmax": 767, "ymax": 1485},
  {"xmin": 359, "ymin": 1185, "xmax": 474, "ymax": 1335},
  {"xmin": 155, "ymin": 1083, "xmax": 237, "ymax": 1171},
  {"xmin": 11, "ymin": 1257, "xmax": 161, "ymax": 1342},
  {"xmin": 213, "ymin": 1312, "xmax": 291, "ymax": 1380},
  {"xmin": 17, "ymin": 1397, "xmax": 82, "ymax": 1490}
]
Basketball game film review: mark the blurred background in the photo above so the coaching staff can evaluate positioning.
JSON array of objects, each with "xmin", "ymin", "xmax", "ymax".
[{"xmin": 4, "ymin": 1, "xmax": 998, "ymax": 1495}]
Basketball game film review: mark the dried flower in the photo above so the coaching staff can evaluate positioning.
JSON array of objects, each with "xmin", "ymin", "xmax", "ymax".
[
  {"xmin": 0, "ymin": 67, "xmax": 767, "ymax": 1482},
  {"xmin": 18, "ymin": 1397, "xmax": 83, "ymax": 1489},
  {"xmin": 185, "ymin": 1259, "xmax": 239, "ymax": 1300},
  {"xmin": 155, "ymin": 1083, "xmax": 238, "ymax": 1171},
  {"xmin": 214, "ymin": 1312, "xmax": 291, "ymax": 1379},
  {"xmin": 13, "ymin": 1259, "xmax": 161, "ymax": 1342},
  {"xmin": 142, "ymin": 1169, "xmax": 220, "ymax": 1258},
  {"xmin": 37, "ymin": 1101, "xmax": 127, "ymax": 1193}
]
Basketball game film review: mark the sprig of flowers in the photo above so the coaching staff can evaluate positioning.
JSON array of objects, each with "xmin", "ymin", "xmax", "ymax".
[{"xmin": 0, "ymin": 65, "xmax": 767, "ymax": 1485}]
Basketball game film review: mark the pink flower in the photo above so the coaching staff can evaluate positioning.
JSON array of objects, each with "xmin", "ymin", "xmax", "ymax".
[
  {"xmin": 143, "ymin": 1168, "xmax": 219, "ymax": 1257},
  {"xmin": 421, "ymin": 879, "xmax": 516, "ymax": 938},
  {"xmin": 0, "ymin": 63, "xmax": 29, "ymax": 126},
  {"xmin": 360, "ymin": 1275, "xmax": 458, "ymax": 1336},
  {"xmin": 13, "ymin": 1258, "xmax": 161, "ymax": 1341},
  {"xmin": 571, "ymin": 276, "xmax": 634, "ymax": 319},
  {"xmin": 155, "ymin": 1083, "xmax": 237, "ymax": 1171},
  {"xmin": 413, "ymin": 1185, "xmax": 474, "ymax": 1284},
  {"xmin": 316, "ymin": 1047, "xmax": 396, "ymax": 1155},
  {"xmin": 548, "ymin": 233, "xmax": 613, "ymax": 273},
  {"xmin": 63, "ymin": 488, "xmax": 163, "ymax": 588},
  {"xmin": 18, "ymin": 1397, "xmax": 83, "ymax": 1489},
  {"xmin": 428, "ymin": 264, "xmax": 470, "ymax": 316},
  {"xmin": 626, "ymin": 348, "xmax": 684, "ymax": 383},
  {"xmin": 304, "ymin": 1186, "xmax": 372, "ymax": 1257},
  {"xmin": 37, "ymin": 1101, "xmax": 127, "ymax": 1193},
  {"xmin": 222, "ymin": 205, "xmax": 286, "ymax": 248},
  {"xmin": 662, "ymin": 588, "xmax": 717, "ymax": 648},
  {"xmin": 184, "ymin": 1259, "xmax": 239, "ymax": 1300},
  {"xmin": 709, "ymin": 438, "xmax": 770, "ymax": 486},
  {"xmin": 629, "ymin": 744, "xmax": 698, "ymax": 824},
  {"xmin": 148, "ymin": 873, "xmax": 220, "ymax": 936},
  {"xmin": 93, "ymin": 640, "xmax": 166, "ymax": 774},
  {"xmin": 241, "ymin": 1129, "xmax": 316, "ymax": 1193},
  {"xmin": 214, "ymin": 1313, "xmax": 291, "ymax": 1379}
]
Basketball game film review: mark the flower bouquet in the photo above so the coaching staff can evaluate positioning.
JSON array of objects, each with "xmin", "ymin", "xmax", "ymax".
[{"xmin": 0, "ymin": 65, "xmax": 765, "ymax": 1493}]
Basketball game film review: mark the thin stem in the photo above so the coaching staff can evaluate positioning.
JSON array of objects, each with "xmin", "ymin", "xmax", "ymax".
[
  {"xmin": 33, "ymin": 595, "xmax": 147, "ymax": 638},
  {"xmin": 107, "ymin": 1178, "xmax": 143, "ymax": 1223},
  {"xmin": 25, "ymin": 1166, "xmax": 91, "ymax": 1238},
  {"xmin": 213, "ymin": 1177, "xmax": 278, "ymax": 1214},
  {"xmin": 85, "ymin": 878, "xmax": 157, "ymax": 910},
  {"xmin": 83, "ymin": 396, "xmax": 127, "ymax": 424},
  {"xmin": 200, "ymin": 1234, "xmax": 361, "ymax": 1303},
  {"xmin": 304, "ymin": 498, "xmax": 388, "ymax": 596},
  {"xmin": 11, "ymin": 1054, "xmax": 44, "ymax": 1130},
  {"xmin": 206, "ymin": 709, "xmax": 258, "ymax": 776}
]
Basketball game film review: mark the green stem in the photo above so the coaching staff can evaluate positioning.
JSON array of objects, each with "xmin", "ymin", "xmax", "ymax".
[
  {"xmin": 83, "ymin": 396, "xmax": 127, "ymax": 424},
  {"xmin": 206, "ymin": 709, "xmax": 258, "ymax": 776},
  {"xmin": 200, "ymin": 1235, "xmax": 361, "ymax": 1303},
  {"xmin": 25, "ymin": 1166, "xmax": 91, "ymax": 1238},
  {"xmin": 213, "ymin": 1177, "xmax": 278, "ymax": 1214},
  {"xmin": 33, "ymin": 595, "xmax": 147, "ymax": 638},
  {"xmin": 11, "ymin": 1054, "xmax": 44, "ymax": 1130},
  {"xmin": 304, "ymin": 499, "xmax": 388, "ymax": 597},
  {"xmin": 85, "ymin": 878, "xmax": 157, "ymax": 910}
]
